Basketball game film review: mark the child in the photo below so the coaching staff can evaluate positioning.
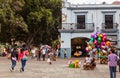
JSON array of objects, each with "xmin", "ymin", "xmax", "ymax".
[
  {"xmin": 63, "ymin": 49, "xmax": 67, "ymax": 59},
  {"xmin": 47, "ymin": 54, "xmax": 52, "ymax": 64}
]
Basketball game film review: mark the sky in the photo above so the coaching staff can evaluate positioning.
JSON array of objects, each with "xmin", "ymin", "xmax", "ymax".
[{"xmin": 67, "ymin": 0, "xmax": 120, "ymax": 4}]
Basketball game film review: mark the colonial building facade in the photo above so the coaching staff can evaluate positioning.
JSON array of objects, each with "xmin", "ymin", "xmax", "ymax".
[{"xmin": 59, "ymin": 0, "xmax": 120, "ymax": 58}]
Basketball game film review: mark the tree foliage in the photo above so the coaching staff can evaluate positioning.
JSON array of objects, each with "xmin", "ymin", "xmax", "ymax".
[
  {"xmin": 0, "ymin": 0, "xmax": 61, "ymax": 48},
  {"xmin": 0, "ymin": 0, "xmax": 28, "ymax": 43}
]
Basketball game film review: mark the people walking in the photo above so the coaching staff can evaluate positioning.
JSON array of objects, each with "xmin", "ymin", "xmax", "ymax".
[
  {"xmin": 18, "ymin": 48, "xmax": 29, "ymax": 72},
  {"xmin": 42, "ymin": 48, "xmax": 46, "ymax": 61},
  {"xmin": 108, "ymin": 48, "xmax": 118, "ymax": 78},
  {"xmin": 31, "ymin": 48, "xmax": 35, "ymax": 59},
  {"xmin": 56, "ymin": 49, "xmax": 59, "ymax": 58},
  {"xmin": 63, "ymin": 49, "xmax": 67, "ymax": 59},
  {"xmin": 37, "ymin": 49, "xmax": 41, "ymax": 61},
  {"xmin": 9, "ymin": 48, "xmax": 18, "ymax": 72},
  {"xmin": 47, "ymin": 54, "xmax": 52, "ymax": 65}
]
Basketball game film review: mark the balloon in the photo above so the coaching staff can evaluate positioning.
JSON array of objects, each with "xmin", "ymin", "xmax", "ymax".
[
  {"xmin": 102, "ymin": 36, "xmax": 106, "ymax": 42},
  {"xmin": 91, "ymin": 34, "xmax": 94, "ymax": 38},
  {"xmin": 96, "ymin": 32, "xmax": 100, "ymax": 35},
  {"xmin": 98, "ymin": 37, "xmax": 101, "ymax": 44},
  {"xmin": 95, "ymin": 41, "xmax": 98, "ymax": 46},
  {"xmin": 106, "ymin": 41, "xmax": 111, "ymax": 46},
  {"xmin": 97, "ymin": 48, "xmax": 101, "ymax": 51},
  {"xmin": 97, "ymin": 45, "xmax": 100, "ymax": 48},
  {"xmin": 88, "ymin": 45, "xmax": 92, "ymax": 50},
  {"xmin": 102, "ymin": 50, "xmax": 107, "ymax": 53},
  {"xmin": 101, "ymin": 42, "xmax": 105, "ymax": 45},
  {"xmin": 86, "ymin": 47, "xmax": 89, "ymax": 52},
  {"xmin": 89, "ymin": 38, "xmax": 94, "ymax": 42},
  {"xmin": 94, "ymin": 39, "xmax": 97, "ymax": 44},
  {"xmin": 93, "ymin": 48, "xmax": 97, "ymax": 52},
  {"xmin": 102, "ymin": 33, "xmax": 106, "ymax": 36},
  {"xmin": 89, "ymin": 43, "xmax": 95, "ymax": 49},
  {"xmin": 101, "ymin": 45, "xmax": 106, "ymax": 49},
  {"xmin": 94, "ymin": 34, "xmax": 97, "ymax": 39},
  {"xmin": 99, "ymin": 34, "xmax": 103, "ymax": 37}
]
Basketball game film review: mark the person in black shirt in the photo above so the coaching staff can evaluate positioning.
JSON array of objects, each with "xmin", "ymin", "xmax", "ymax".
[
  {"xmin": 9, "ymin": 48, "xmax": 18, "ymax": 72},
  {"xmin": 37, "ymin": 49, "xmax": 41, "ymax": 61}
]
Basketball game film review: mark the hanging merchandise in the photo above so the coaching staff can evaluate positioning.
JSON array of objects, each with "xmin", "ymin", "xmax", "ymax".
[{"xmin": 86, "ymin": 32, "xmax": 112, "ymax": 64}]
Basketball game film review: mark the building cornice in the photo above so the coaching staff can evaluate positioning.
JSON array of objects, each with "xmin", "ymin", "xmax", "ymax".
[{"xmin": 66, "ymin": 4, "xmax": 120, "ymax": 10}]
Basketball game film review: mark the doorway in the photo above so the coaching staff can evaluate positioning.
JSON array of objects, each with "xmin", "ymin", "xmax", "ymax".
[{"xmin": 71, "ymin": 37, "xmax": 89, "ymax": 57}]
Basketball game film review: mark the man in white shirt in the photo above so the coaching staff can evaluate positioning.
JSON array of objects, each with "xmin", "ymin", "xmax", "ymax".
[
  {"xmin": 31, "ymin": 48, "xmax": 35, "ymax": 59},
  {"xmin": 42, "ymin": 48, "xmax": 46, "ymax": 61}
]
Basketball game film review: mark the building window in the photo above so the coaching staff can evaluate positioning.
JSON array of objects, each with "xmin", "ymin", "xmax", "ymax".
[
  {"xmin": 105, "ymin": 15, "xmax": 113, "ymax": 29},
  {"xmin": 77, "ymin": 15, "xmax": 85, "ymax": 29}
]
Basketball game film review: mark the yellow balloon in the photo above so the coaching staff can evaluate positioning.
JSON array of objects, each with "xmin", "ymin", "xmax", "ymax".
[{"xmin": 88, "ymin": 46, "xmax": 92, "ymax": 50}]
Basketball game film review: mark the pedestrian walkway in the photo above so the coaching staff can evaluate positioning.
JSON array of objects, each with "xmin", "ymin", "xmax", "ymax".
[{"xmin": 0, "ymin": 57, "xmax": 120, "ymax": 78}]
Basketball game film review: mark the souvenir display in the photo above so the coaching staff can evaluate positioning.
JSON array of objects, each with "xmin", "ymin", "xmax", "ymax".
[{"xmin": 86, "ymin": 32, "xmax": 112, "ymax": 64}]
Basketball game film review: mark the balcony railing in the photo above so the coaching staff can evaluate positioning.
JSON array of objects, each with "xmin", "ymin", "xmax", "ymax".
[
  {"xmin": 101, "ymin": 23, "xmax": 118, "ymax": 33},
  {"xmin": 59, "ymin": 23, "xmax": 94, "ymax": 33}
]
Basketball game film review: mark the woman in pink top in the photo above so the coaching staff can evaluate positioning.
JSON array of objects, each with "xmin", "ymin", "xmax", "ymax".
[
  {"xmin": 18, "ymin": 48, "xmax": 28, "ymax": 72},
  {"xmin": 108, "ymin": 48, "xmax": 118, "ymax": 78}
]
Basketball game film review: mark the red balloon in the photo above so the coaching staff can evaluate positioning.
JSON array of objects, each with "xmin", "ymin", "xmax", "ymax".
[{"xmin": 102, "ymin": 36, "xmax": 106, "ymax": 41}]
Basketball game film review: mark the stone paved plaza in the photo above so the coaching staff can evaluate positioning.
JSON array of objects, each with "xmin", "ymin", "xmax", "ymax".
[{"xmin": 0, "ymin": 57, "xmax": 120, "ymax": 78}]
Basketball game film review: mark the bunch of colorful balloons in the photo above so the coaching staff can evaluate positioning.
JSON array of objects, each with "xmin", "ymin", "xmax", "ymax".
[{"xmin": 86, "ymin": 32, "xmax": 111, "ymax": 54}]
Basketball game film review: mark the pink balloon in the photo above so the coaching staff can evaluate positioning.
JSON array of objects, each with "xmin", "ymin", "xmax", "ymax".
[
  {"xmin": 94, "ymin": 39, "xmax": 97, "ymax": 44},
  {"xmin": 86, "ymin": 47, "xmax": 89, "ymax": 52},
  {"xmin": 91, "ymin": 34, "xmax": 94, "ymax": 38},
  {"xmin": 101, "ymin": 42, "xmax": 105, "ymax": 45},
  {"xmin": 102, "ymin": 33, "xmax": 106, "ymax": 36}
]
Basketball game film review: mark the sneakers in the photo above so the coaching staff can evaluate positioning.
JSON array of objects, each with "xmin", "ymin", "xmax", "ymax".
[
  {"xmin": 9, "ymin": 68, "xmax": 13, "ymax": 72},
  {"xmin": 20, "ymin": 68, "xmax": 24, "ymax": 73},
  {"xmin": 49, "ymin": 62, "xmax": 52, "ymax": 65},
  {"xmin": 20, "ymin": 68, "xmax": 22, "ymax": 73}
]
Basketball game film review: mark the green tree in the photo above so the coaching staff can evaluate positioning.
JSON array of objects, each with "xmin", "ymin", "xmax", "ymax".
[
  {"xmin": 0, "ymin": 0, "xmax": 28, "ymax": 43},
  {"xmin": 21, "ymin": 0, "xmax": 61, "ymax": 48},
  {"xmin": 0, "ymin": 0, "xmax": 61, "ymax": 49}
]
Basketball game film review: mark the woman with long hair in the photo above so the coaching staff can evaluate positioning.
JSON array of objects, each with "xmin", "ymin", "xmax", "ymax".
[{"xmin": 18, "ymin": 48, "xmax": 29, "ymax": 72}]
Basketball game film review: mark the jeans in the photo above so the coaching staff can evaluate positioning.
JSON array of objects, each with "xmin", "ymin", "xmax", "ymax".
[
  {"xmin": 109, "ymin": 66, "xmax": 116, "ymax": 78},
  {"xmin": 42, "ymin": 54, "xmax": 45, "ymax": 61},
  {"xmin": 11, "ymin": 60, "xmax": 16, "ymax": 70},
  {"xmin": 64, "ymin": 54, "xmax": 66, "ymax": 59},
  {"xmin": 21, "ymin": 59, "xmax": 27, "ymax": 71}
]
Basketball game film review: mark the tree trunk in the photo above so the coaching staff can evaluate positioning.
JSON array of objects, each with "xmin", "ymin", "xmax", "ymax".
[{"xmin": 26, "ymin": 26, "xmax": 41, "ymax": 50}]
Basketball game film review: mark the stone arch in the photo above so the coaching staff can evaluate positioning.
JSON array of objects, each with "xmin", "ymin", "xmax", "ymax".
[{"xmin": 71, "ymin": 37, "xmax": 90, "ymax": 57}]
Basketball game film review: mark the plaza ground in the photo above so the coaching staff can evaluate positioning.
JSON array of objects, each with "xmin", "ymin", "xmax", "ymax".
[{"xmin": 0, "ymin": 57, "xmax": 120, "ymax": 78}]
